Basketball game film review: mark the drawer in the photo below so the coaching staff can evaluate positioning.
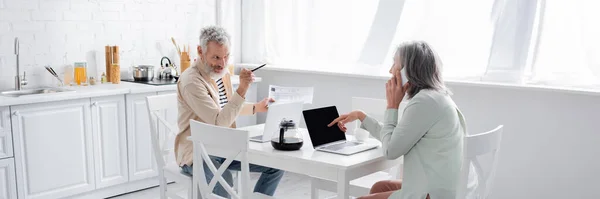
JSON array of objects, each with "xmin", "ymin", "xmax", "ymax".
[{"xmin": 0, "ymin": 108, "xmax": 12, "ymax": 159}]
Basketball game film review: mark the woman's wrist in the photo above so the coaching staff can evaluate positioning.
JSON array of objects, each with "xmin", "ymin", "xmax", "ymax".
[{"xmin": 356, "ymin": 111, "xmax": 367, "ymax": 122}]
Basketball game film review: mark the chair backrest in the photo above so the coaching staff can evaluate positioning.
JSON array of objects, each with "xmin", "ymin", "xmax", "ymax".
[
  {"xmin": 146, "ymin": 94, "xmax": 179, "ymax": 170},
  {"xmin": 189, "ymin": 119, "xmax": 251, "ymax": 199},
  {"xmin": 458, "ymin": 125, "xmax": 504, "ymax": 199}
]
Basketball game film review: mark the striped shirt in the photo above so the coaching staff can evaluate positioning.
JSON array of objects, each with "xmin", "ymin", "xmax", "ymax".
[{"xmin": 216, "ymin": 78, "xmax": 228, "ymax": 108}]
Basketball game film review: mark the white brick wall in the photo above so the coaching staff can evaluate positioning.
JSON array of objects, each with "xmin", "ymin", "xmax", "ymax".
[{"xmin": 0, "ymin": 0, "xmax": 216, "ymax": 90}]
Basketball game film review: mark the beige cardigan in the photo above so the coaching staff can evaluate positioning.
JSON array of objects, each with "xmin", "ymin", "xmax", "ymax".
[{"xmin": 175, "ymin": 61, "xmax": 254, "ymax": 166}]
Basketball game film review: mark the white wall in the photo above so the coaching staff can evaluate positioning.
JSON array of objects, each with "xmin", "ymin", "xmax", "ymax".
[
  {"xmin": 254, "ymin": 69, "xmax": 600, "ymax": 199},
  {"xmin": 0, "ymin": 0, "xmax": 217, "ymax": 91}
]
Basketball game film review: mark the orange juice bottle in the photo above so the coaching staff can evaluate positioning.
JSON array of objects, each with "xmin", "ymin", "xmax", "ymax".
[{"xmin": 74, "ymin": 62, "xmax": 87, "ymax": 86}]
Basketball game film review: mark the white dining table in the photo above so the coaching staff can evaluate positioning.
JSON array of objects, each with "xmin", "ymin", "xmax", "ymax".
[{"xmin": 229, "ymin": 124, "xmax": 398, "ymax": 199}]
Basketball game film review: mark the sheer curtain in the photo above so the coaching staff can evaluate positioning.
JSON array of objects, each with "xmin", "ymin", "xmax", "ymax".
[
  {"xmin": 240, "ymin": 0, "xmax": 600, "ymax": 88},
  {"xmin": 383, "ymin": 0, "xmax": 496, "ymax": 79},
  {"xmin": 243, "ymin": 0, "xmax": 496, "ymax": 78},
  {"xmin": 528, "ymin": 0, "xmax": 600, "ymax": 87},
  {"xmin": 242, "ymin": 0, "xmax": 379, "ymax": 66}
]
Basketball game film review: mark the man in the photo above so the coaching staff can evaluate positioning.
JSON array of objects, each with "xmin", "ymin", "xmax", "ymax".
[{"xmin": 175, "ymin": 26, "xmax": 284, "ymax": 198}]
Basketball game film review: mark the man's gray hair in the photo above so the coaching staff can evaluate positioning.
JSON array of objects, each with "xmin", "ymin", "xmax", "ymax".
[
  {"xmin": 396, "ymin": 41, "xmax": 449, "ymax": 99},
  {"xmin": 199, "ymin": 26, "xmax": 231, "ymax": 53}
]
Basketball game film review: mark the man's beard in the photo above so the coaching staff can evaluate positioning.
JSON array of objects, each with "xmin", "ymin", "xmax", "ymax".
[{"xmin": 201, "ymin": 60, "xmax": 228, "ymax": 80}]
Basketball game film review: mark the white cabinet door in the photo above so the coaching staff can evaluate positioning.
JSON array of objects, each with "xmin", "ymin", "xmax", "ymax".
[
  {"xmin": 91, "ymin": 96, "xmax": 128, "ymax": 189},
  {"xmin": 12, "ymin": 99, "xmax": 95, "ymax": 199},
  {"xmin": 0, "ymin": 107, "xmax": 13, "ymax": 159},
  {"xmin": 126, "ymin": 92, "xmax": 158, "ymax": 181},
  {"xmin": 0, "ymin": 158, "xmax": 17, "ymax": 199}
]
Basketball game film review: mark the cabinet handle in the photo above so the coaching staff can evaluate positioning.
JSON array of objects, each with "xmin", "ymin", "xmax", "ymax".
[
  {"xmin": 91, "ymin": 102, "xmax": 98, "ymax": 107},
  {"xmin": 12, "ymin": 111, "xmax": 20, "ymax": 117}
]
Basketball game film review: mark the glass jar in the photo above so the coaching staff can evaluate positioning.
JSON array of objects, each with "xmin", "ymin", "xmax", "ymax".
[
  {"xmin": 74, "ymin": 62, "xmax": 87, "ymax": 86},
  {"xmin": 63, "ymin": 65, "xmax": 73, "ymax": 86}
]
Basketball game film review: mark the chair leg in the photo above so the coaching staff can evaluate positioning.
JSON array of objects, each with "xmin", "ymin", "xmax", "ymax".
[
  {"xmin": 159, "ymin": 174, "xmax": 167, "ymax": 199},
  {"xmin": 187, "ymin": 184, "xmax": 193, "ymax": 199},
  {"xmin": 237, "ymin": 171, "xmax": 242, "ymax": 192},
  {"xmin": 311, "ymin": 177, "xmax": 319, "ymax": 199}
]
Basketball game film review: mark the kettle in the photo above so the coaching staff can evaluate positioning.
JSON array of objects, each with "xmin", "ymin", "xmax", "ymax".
[
  {"xmin": 271, "ymin": 119, "xmax": 303, "ymax": 151},
  {"xmin": 159, "ymin": 56, "xmax": 177, "ymax": 80}
]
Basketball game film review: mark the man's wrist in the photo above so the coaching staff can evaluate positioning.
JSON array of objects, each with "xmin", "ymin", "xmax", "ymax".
[{"xmin": 236, "ymin": 87, "xmax": 248, "ymax": 98}]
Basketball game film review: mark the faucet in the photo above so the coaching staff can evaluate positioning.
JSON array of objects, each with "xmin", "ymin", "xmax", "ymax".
[{"xmin": 14, "ymin": 37, "xmax": 27, "ymax": 90}]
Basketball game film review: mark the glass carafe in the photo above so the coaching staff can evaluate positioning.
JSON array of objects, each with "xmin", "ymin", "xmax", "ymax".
[{"xmin": 271, "ymin": 119, "xmax": 303, "ymax": 151}]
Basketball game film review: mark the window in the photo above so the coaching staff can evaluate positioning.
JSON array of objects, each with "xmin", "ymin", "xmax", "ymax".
[
  {"xmin": 241, "ymin": 0, "xmax": 379, "ymax": 66},
  {"xmin": 242, "ymin": 0, "xmax": 495, "ymax": 78},
  {"xmin": 239, "ymin": 0, "xmax": 600, "ymax": 89},
  {"xmin": 383, "ymin": 0, "xmax": 495, "ymax": 79},
  {"xmin": 528, "ymin": 1, "xmax": 600, "ymax": 87}
]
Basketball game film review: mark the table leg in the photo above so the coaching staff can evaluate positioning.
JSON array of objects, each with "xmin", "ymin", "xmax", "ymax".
[
  {"xmin": 337, "ymin": 170, "xmax": 349, "ymax": 199},
  {"xmin": 311, "ymin": 177, "xmax": 319, "ymax": 199}
]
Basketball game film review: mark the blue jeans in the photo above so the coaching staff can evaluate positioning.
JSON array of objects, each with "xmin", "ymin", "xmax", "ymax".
[{"xmin": 181, "ymin": 156, "xmax": 284, "ymax": 198}]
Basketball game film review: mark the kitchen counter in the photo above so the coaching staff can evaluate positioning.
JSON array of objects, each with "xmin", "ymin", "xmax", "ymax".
[{"xmin": 0, "ymin": 76, "xmax": 262, "ymax": 107}]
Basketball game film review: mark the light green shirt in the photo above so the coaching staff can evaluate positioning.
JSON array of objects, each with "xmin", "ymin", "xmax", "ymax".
[{"xmin": 361, "ymin": 90, "xmax": 467, "ymax": 199}]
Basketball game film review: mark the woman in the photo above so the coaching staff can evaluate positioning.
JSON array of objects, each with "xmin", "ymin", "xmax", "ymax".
[{"xmin": 329, "ymin": 41, "xmax": 468, "ymax": 199}]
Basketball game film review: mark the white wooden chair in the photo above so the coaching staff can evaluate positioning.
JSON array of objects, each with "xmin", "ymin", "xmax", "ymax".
[
  {"xmin": 310, "ymin": 97, "xmax": 407, "ymax": 198},
  {"xmin": 146, "ymin": 94, "xmax": 192, "ymax": 199},
  {"xmin": 189, "ymin": 119, "xmax": 274, "ymax": 199},
  {"xmin": 457, "ymin": 125, "xmax": 504, "ymax": 199}
]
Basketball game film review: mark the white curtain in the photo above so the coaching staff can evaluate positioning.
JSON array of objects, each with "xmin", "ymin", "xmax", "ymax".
[
  {"xmin": 529, "ymin": 0, "xmax": 600, "ymax": 87},
  {"xmin": 242, "ymin": 0, "xmax": 380, "ymax": 66},
  {"xmin": 384, "ymin": 0, "xmax": 496, "ymax": 79},
  {"xmin": 242, "ymin": 0, "xmax": 495, "ymax": 78},
  {"xmin": 241, "ymin": 0, "xmax": 600, "ymax": 88}
]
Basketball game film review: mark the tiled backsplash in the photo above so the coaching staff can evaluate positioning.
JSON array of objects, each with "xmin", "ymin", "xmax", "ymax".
[{"xmin": 0, "ymin": 0, "xmax": 216, "ymax": 90}]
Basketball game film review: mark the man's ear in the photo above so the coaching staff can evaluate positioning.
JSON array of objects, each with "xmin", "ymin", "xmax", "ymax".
[{"xmin": 197, "ymin": 45, "xmax": 203, "ymax": 56}]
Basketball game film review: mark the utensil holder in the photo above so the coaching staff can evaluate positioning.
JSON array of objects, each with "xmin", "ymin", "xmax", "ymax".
[{"xmin": 180, "ymin": 52, "xmax": 191, "ymax": 73}]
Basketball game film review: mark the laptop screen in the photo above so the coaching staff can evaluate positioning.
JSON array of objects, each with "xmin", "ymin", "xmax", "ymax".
[{"xmin": 302, "ymin": 106, "xmax": 347, "ymax": 148}]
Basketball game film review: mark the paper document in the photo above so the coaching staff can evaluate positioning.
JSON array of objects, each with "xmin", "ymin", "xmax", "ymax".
[{"xmin": 268, "ymin": 85, "xmax": 314, "ymax": 104}]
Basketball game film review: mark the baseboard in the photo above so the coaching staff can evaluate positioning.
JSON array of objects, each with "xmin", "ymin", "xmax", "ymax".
[{"xmin": 67, "ymin": 178, "xmax": 160, "ymax": 199}]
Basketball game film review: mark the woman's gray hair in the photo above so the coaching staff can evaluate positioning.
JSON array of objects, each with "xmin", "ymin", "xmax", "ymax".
[
  {"xmin": 396, "ymin": 41, "xmax": 449, "ymax": 99},
  {"xmin": 199, "ymin": 26, "xmax": 231, "ymax": 53}
]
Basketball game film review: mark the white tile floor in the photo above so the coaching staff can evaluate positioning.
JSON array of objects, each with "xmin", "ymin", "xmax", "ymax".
[{"xmin": 109, "ymin": 172, "xmax": 338, "ymax": 199}]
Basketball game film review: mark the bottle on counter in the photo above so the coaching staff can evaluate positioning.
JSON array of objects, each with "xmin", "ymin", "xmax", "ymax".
[
  {"xmin": 101, "ymin": 72, "xmax": 107, "ymax": 84},
  {"xmin": 89, "ymin": 77, "xmax": 96, "ymax": 85}
]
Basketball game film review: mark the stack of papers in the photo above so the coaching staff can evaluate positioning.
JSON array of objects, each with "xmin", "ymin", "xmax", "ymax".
[{"xmin": 268, "ymin": 85, "xmax": 314, "ymax": 104}]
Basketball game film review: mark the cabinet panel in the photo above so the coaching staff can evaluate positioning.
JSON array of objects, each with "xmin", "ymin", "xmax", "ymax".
[
  {"xmin": 0, "ymin": 107, "xmax": 13, "ymax": 159},
  {"xmin": 12, "ymin": 99, "xmax": 95, "ymax": 199},
  {"xmin": 126, "ymin": 92, "xmax": 158, "ymax": 181},
  {"xmin": 91, "ymin": 96, "xmax": 128, "ymax": 188},
  {"xmin": 0, "ymin": 158, "xmax": 17, "ymax": 199}
]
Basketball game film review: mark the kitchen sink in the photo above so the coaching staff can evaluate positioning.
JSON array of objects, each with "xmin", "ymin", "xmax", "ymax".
[{"xmin": 0, "ymin": 88, "xmax": 75, "ymax": 97}]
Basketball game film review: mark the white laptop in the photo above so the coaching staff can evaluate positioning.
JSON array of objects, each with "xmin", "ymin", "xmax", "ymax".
[
  {"xmin": 249, "ymin": 102, "xmax": 304, "ymax": 143},
  {"xmin": 302, "ymin": 106, "xmax": 378, "ymax": 155}
]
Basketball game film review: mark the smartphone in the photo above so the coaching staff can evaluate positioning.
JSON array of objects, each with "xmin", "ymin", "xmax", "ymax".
[{"xmin": 400, "ymin": 68, "xmax": 408, "ymax": 85}]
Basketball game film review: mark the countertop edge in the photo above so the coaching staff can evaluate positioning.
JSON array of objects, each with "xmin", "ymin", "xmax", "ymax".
[{"xmin": 0, "ymin": 77, "xmax": 262, "ymax": 107}]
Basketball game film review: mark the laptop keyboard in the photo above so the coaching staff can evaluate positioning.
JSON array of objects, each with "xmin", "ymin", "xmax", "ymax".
[
  {"xmin": 250, "ymin": 135, "xmax": 263, "ymax": 140},
  {"xmin": 324, "ymin": 142, "xmax": 360, "ymax": 151}
]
